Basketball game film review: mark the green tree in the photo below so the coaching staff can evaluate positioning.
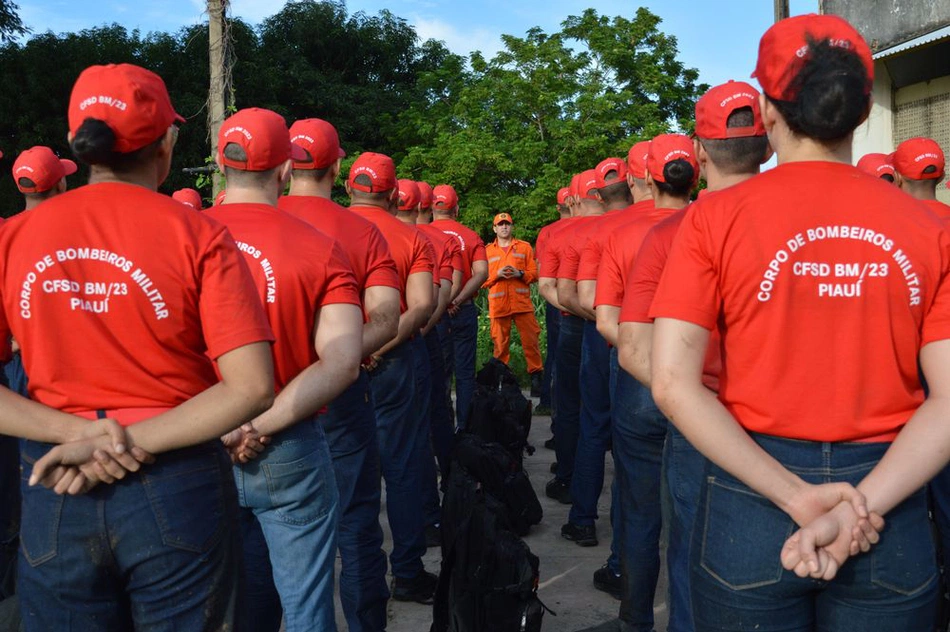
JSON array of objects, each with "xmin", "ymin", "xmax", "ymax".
[
  {"xmin": 397, "ymin": 8, "xmax": 706, "ymax": 242},
  {"xmin": 0, "ymin": 0, "xmax": 27, "ymax": 42}
]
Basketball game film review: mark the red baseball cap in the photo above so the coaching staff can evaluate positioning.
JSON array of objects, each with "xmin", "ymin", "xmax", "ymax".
[
  {"xmin": 855, "ymin": 153, "xmax": 896, "ymax": 179},
  {"xmin": 493, "ymin": 212, "xmax": 513, "ymax": 225},
  {"xmin": 627, "ymin": 141, "xmax": 651, "ymax": 179},
  {"xmin": 577, "ymin": 169, "xmax": 600, "ymax": 201},
  {"xmin": 214, "ymin": 190, "xmax": 226, "ymax": 205},
  {"xmin": 694, "ymin": 80, "xmax": 766, "ymax": 139},
  {"xmin": 557, "ymin": 187, "xmax": 570, "ymax": 205},
  {"xmin": 172, "ymin": 188, "xmax": 203, "ymax": 209},
  {"xmin": 753, "ymin": 14, "xmax": 873, "ymax": 102},
  {"xmin": 349, "ymin": 152, "xmax": 397, "ymax": 193},
  {"xmin": 12, "ymin": 146, "xmax": 77, "ymax": 193},
  {"xmin": 595, "ymin": 157, "xmax": 629, "ymax": 188},
  {"xmin": 891, "ymin": 138, "xmax": 945, "ymax": 180},
  {"xmin": 647, "ymin": 134, "xmax": 699, "ymax": 184},
  {"xmin": 397, "ymin": 179, "xmax": 421, "ymax": 211},
  {"xmin": 289, "ymin": 118, "xmax": 346, "ymax": 169},
  {"xmin": 417, "ymin": 181, "xmax": 434, "ymax": 209},
  {"xmin": 568, "ymin": 174, "xmax": 581, "ymax": 201},
  {"xmin": 68, "ymin": 64, "xmax": 185, "ymax": 154},
  {"xmin": 432, "ymin": 184, "xmax": 459, "ymax": 210},
  {"xmin": 219, "ymin": 108, "xmax": 306, "ymax": 172}
]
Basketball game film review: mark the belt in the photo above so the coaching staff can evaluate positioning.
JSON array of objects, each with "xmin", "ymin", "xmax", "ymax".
[{"xmin": 75, "ymin": 407, "xmax": 173, "ymax": 426}]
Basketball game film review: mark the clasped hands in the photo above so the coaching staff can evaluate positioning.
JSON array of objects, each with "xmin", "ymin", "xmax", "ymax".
[
  {"xmin": 780, "ymin": 482, "xmax": 886, "ymax": 581},
  {"xmin": 496, "ymin": 265, "xmax": 521, "ymax": 279}
]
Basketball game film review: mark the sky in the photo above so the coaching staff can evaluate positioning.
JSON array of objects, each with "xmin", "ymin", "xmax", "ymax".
[{"xmin": 15, "ymin": 0, "xmax": 820, "ymax": 92}]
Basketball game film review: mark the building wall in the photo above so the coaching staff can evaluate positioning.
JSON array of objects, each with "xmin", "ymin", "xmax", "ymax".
[
  {"xmin": 822, "ymin": 0, "xmax": 950, "ymax": 51},
  {"xmin": 853, "ymin": 60, "xmax": 894, "ymax": 161}
]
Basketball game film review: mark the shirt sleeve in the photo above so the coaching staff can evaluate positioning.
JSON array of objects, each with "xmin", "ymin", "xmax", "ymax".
[
  {"xmin": 649, "ymin": 205, "xmax": 720, "ymax": 330},
  {"xmin": 198, "ymin": 227, "xmax": 275, "ymax": 360},
  {"xmin": 620, "ymin": 224, "xmax": 670, "ymax": 324},
  {"xmin": 594, "ymin": 234, "xmax": 624, "ymax": 308},
  {"xmin": 410, "ymin": 232, "xmax": 436, "ymax": 276},
  {"xmin": 921, "ymin": 228, "xmax": 950, "ymax": 346},
  {"xmin": 576, "ymin": 236, "xmax": 603, "ymax": 282},
  {"xmin": 471, "ymin": 240, "xmax": 488, "ymax": 264},
  {"xmin": 558, "ymin": 238, "xmax": 583, "ymax": 281},
  {"xmin": 540, "ymin": 235, "xmax": 561, "ymax": 279},
  {"xmin": 319, "ymin": 240, "xmax": 363, "ymax": 307},
  {"xmin": 363, "ymin": 226, "xmax": 401, "ymax": 290},
  {"xmin": 449, "ymin": 240, "xmax": 463, "ymax": 272}
]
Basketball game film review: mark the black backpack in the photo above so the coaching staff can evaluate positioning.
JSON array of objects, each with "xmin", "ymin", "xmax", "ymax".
[
  {"xmin": 467, "ymin": 359, "xmax": 534, "ymax": 464},
  {"xmin": 452, "ymin": 433, "xmax": 542, "ymax": 536},
  {"xmin": 432, "ymin": 483, "xmax": 547, "ymax": 632}
]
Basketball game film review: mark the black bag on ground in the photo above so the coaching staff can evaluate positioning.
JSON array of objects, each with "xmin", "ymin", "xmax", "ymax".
[
  {"xmin": 467, "ymin": 359, "xmax": 534, "ymax": 463},
  {"xmin": 452, "ymin": 433, "xmax": 542, "ymax": 535},
  {"xmin": 432, "ymin": 487, "xmax": 545, "ymax": 632}
]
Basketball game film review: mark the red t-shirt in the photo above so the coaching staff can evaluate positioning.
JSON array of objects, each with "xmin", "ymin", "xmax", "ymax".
[
  {"xmin": 923, "ymin": 199, "xmax": 950, "ymax": 224},
  {"xmin": 577, "ymin": 200, "xmax": 653, "ymax": 282},
  {"xmin": 0, "ymin": 183, "xmax": 274, "ymax": 413},
  {"xmin": 535, "ymin": 218, "xmax": 563, "ymax": 263},
  {"xmin": 278, "ymin": 195, "xmax": 399, "ymax": 292},
  {"xmin": 417, "ymin": 223, "xmax": 458, "ymax": 282},
  {"xmin": 432, "ymin": 218, "xmax": 487, "ymax": 287},
  {"xmin": 621, "ymin": 209, "xmax": 722, "ymax": 392},
  {"xmin": 205, "ymin": 203, "xmax": 360, "ymax": 390},
  {"xmin": 350, "ymin": 206, "xmax": 434, "ymax": 312},
  {"xmin": 538, "ymin": 217, "xmax": 583, "ymax": 279},
  {"xmin": 558, "ymin": 215, "xmax": 608, "ymax": 281},
  {"xmin": 415, "ymin": 229, "xmax": 441, "ymax": 286},
  {"xmin": 595, "ymin": 201, "xmax": 676, "ymax": 308},
  {"xmin": 651, "ymin": 161, "xmax": 950, "ymax": 442}
]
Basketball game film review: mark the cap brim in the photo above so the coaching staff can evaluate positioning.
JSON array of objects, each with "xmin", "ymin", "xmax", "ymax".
[
  {"xmin": 338, "ymin": 148, "xmax": 346, "ymax": 159},
  {"xmin": 60, "ymin": 159, "xmax": 78, "ymax": 176},
  {"xmin": 174, "ymin": 112, "xmax": 186, "ymax": 124}
]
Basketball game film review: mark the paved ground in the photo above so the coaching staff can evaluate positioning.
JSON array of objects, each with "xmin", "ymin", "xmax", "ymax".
[{"xmin": 352, "ymin": 402, "xmax": 672, "ymax": 632}]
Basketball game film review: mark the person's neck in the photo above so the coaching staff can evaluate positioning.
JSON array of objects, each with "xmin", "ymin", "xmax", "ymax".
[
  {"xmin": 432, "ymin": 212, "xmax": 452, "ymax": 222},
  {"xmin": 222, "ymin": 186, "xmax": 279, "ymax": 207},
  {"xmin": 24, "ymin": 200, "xmax": 40, "ymax": 211},
  {"xmin": 653, "ymin": 192, "xmax": 690, "ymax": 211},
  {"xmin": 774, "ymin": 128, "xmax": 852, "ymax": 165},
  {"xmin": 577, "ymin": 201, "xmax": 605, "ymax": 217},
  {"xmin": 416, "ymin": 211, "xmax": 433, "ymax": 224},
  {"xmin": 901, "ymin": 183, "xmax": 938, "ymax": 202},
  {"xmin": 497, "ymin": 235, "xmax": 513, "ymax": 247},
  {"xmin": 632, "ymin": 188, "xmax": 653, "ymax": 204},
  {"xmin": 706, "ymin": 167, "xmax": 759, "ymax": 192},
  {"xmin": 88, "ymin": 166, "xmax": 159, "ymax": 191},
  {"xmin": 395, "ymin": 212, "xmax": 416, "ymax": 225},
  {"xmin": 603, "ymin": 199, "xmax": 631, "ymax": 212},
  {"xmin": 288, "ymin": 176, "xmax": 332, "ymax": 199}
]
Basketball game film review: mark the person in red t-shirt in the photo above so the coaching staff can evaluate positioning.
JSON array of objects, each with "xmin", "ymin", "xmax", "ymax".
[
  {"xmin": 280, "ymin": 117, "xmax": 398, "ymax": 631},
  {"xmin": 12, "ymin": 146, "xmax": 77, "ymax": 213},
  {"xmin": 431, "ymin": 184, "xmax": 488, "ymax": 429},
  {"xmin": 534, "ymin": 186, "xmax": 572, "ymax": 414},
  {"xmin": 206, "ymin": 107, "xmax": 363, "ymax": 631},
  {"xmin": 855, "ymin": 152, "xmax": 897, "ymax": 183},
  {"xmin": 12, "ymin": 63, "xmax": 275, "ymax": 630},
  {"xmin": 611, "ymin": 80, "xmax": 770, "ymax": 632},
  {"xmin": 414, "ymin": 179, "xmax": 463, "ymax": 546},
  {"xmin": 347, "ymin": 152, "xmax": 439, "ymax": 604},
  {"xmin": 171, "ymin": 187, "xmax": 203, "ymax": 210},
  {"xmin": 651, "ymin": 16, "xmax": 950, "ymax": 629},
  {"xmin": 892, "ymin": 137, "xmax": 950, "ymax": 222}
]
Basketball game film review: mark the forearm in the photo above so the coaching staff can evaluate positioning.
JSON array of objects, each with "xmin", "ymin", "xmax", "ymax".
[
  {"xmin": 538, "ymin": 278, "xmax": 563, "ymax": 310},
  {"xmin": 618, "ymin": 322, "xmax": 652, "ymax": 385},
  {"xmin": 361, "ymin": 286, "xmax": 400, "ymax": 357},
  {"xmin": 0, "ymin": 388, "xmax": 92, "ymax": 444},
  {"xmin": 251, "ymin": 360, "xmax": 359, "ymax": 436},
  {"xmin": 557, "ymin": 280, "xmax": 590, "ymax": 320},
  {"xmin": 376, "ymin": 307, "xmax": 427, "ymax": 356},
  {"xmin": 422, "ymin": 282, "xmax": 452, "ymax": 335},
  {"xmin": 857, "ymin": 396, "xmax": 950, "ymax": 516},
  {"xmin": 454, "ymin": 276, "xmax": 484, "ymax": 305},
  {"xmin": 595, "ymin": 305, "xmax": 620, "ymax": 346},
  {"xmin": 577, "ymin": 281, "xmax": 596, "ymax": 315}
]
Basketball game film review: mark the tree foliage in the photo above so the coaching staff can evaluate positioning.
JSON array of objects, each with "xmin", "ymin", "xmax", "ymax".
[
  {"xmin": 0, "ymin": 0, "xmax": 27, "ymax": 43},
  {"xmin": 0, "ymin": 2, "xmax": 703, "ymax": 233}
]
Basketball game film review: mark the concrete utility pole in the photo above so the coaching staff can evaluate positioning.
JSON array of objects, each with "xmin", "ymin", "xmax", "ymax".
[
  {"xmin": 208, "ymin": 0, "xmax": 227, "ymax": 194},
  {"xmin": 774, "ymin": 0, "xmax": 790, "ymax": 22}
]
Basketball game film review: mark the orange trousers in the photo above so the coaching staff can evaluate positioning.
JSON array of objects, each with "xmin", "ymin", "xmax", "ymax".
[{"xmin": 490, "ymin": 311, "xmax": 543, "ymax": 373}]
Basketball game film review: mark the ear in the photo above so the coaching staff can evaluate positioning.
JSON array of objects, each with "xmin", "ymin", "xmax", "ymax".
[
  {"xmin": 894, "ymin": 171, "xmax": 904, "ymax": 189},
  {"xmin": 215, "ymin": 154, "xmax": 226, "ymax": 175},
  {"xmin": 278, "ymin": 159, "xmax": 293, "ymax": 188},
  {"xmin": 55, "ymin": 179, "xmax": 67, "ymax": 195},
  {"xmin": 645, "ymin": 170, "xmax": 655, "ymax": 191},
  {"xmin": 331, "ymin": 159, "xmax": 342, "ymax": 182},
  {"xmin": 388, "ymin": 188, "xmax": 399, "ymax": 204},
  {"xmin": 344, "ymin": 180, "xmax": 353, "ymax": 196},
  {"xmin": 759, "ymin": 93, "xmax": 779, "ymax": 135}
]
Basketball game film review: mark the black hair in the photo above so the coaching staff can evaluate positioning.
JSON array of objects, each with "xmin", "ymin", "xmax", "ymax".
[
  {"xmin": 699, "ymin": 107, "xmax": 770, "ymax": 174},
  {"xmin": 222, "ymin": 143, "xmax": 281, "ymax": 187},
  {"xmin": 599, "ymin": 180, "xmax": 633, "ymax": 205},
  {"xmin": 292, "ymin": 148, "xmax": 332, "ymax": 180},
  {"xmin": 70, "ymin": 118, "xmax": 165, "ymax": 174},
  {"xmin": 770, "ymin": 38, "xmax": 871, "ymax": 142},
  {"xmin": 351, "ymin": 174, "xmax": 393, "ymax": 202},
  {"xmin": 654, "ymin": 159, "xmax": 695, "ymax": 197},
  {"xmin": 880, "ymin": 173, "xmax": 895, "ymax": 183}
]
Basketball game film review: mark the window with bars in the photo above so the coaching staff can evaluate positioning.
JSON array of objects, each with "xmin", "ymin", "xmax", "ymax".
[{"xmin": 894, "ymin": 90, "xmax": 950, "ymax": 201}]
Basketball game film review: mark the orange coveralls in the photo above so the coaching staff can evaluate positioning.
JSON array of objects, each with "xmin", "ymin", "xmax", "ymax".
[{"xmin": 483, "ymin": 238, "xmax": 542, "ymax": 372}]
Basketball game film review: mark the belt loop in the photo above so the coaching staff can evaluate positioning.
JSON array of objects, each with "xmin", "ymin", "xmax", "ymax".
[{"xmin": 96, "ymin": 409, "xmax": 107, "ymax": 420}]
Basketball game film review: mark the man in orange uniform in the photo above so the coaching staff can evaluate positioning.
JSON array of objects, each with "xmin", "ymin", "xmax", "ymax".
[{"xmin": 483, "ymin": 212, "xmax": 542, "ymax": 392}]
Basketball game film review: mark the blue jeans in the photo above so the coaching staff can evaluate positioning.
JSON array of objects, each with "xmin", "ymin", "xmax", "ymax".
[
  {"xmin": 324, "ymin": 370, "xmax": 389, "ymax": 632},
  {"xmin": 3, "ymin": 352, "xmax": 28, "ymax": 398},
  {"xmin": 411, "ymin": 336, "xmax": 442, "ymax": 527},
  {"xmin": 554, "ymin": 314, "xmax": 583, "ymax": 484},
  {"xmin": 370, "ymin": 341, "xmax": 426, "ymax": 579},
  {"xmin": 426, "ymin": 328, "xmax": 454, "ymax": 483},
  {"xmin": 570, "ymin": 321, "xmax": 612, "ymax": 529},
  {"xmin": 540, "ymin": 304, "xmax": 560, "ymax": 409},
  {"xmin": 665, "ymin": 425, "xmax": 705, "ymax": 632},
  {"xmin": 612, "ymin": 366, "xmax": 666, "ymax": 632},
  {"xmin": 233, "ymin": 418, "xmax": 339, "ymax": 632},
  {"xmin": 692, "ymin": 434, "xmax": 938, "ymax": 632},
  {"xmin": 239, "ymin": 508, "xmax": 283, "ymax": 631},
  {"xmin": 18, "ymin": 440, "xmax": 242, "ymax": 631},
  {"xmin": 448, "ymin": 301, "xmax": 478, "ymax": 429}
]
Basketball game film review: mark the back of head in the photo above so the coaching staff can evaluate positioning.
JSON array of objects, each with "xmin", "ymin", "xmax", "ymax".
[
  {"xmin": 595, "ymin": 157, "xmax": 633, "ymax": 206},
  {"xmin": 289, "ymin": 118, "xmax": 346, "ymax": 181},
  {"xmin": 647, "ymin": 134, "xmax": 698, "ymax": 198},
  {"xmin": 755, "ymin": 15, "xmax": 873, "ymax": 144},
  {"xmin": 13, "ymin": 146, "xmax": 78, "ymax": 198},
  {"xmin": 348, "ymin": 152, "xmax": 397, "ymax": 205},
  {"xmin": 576, "ymin": 169, "xmax": 603, "ymax": 214},
  {"xmin": 68, "ymin": 63, "xmax": 184, "ymax": 177},
  {"xmin": 397, "ymin": 179, "xmax": 421, "ymax": 213},
  {"xmin": 172, "ymin": 188, "xmax": 203, "ymax": 210},
  {"xmin": 695, "ymin": 80, "xmax": 770, "ymax": 175},
  {"xmin": 218, "ymin": 108, "xmax": 304, "ymax": 189},
  {"xmin": 892, "ymin": 138, "xmax": 945, "ymax": 199},
  {"xmin": 432, "ymin": 184, "xmax": 459, "ymax": 215},
  {"xmin": 856, "ymin": 152, "xmax": 897, "ymax": 183}
]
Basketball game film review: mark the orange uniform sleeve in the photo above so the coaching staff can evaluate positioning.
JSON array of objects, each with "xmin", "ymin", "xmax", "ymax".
[
  {"xmin": 198, "ymin": 227, "xmax": 275, "ymax": 360},
  {"xmin": 522, "ymin": 243, "xmax": 538, "ymax": 284}
]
